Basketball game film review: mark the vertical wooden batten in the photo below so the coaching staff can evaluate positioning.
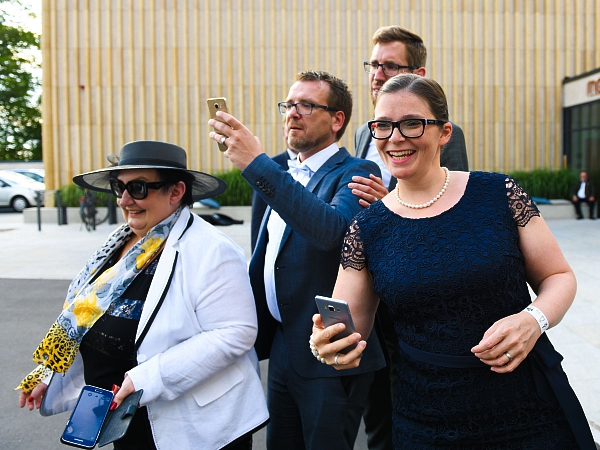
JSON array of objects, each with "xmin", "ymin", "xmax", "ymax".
[{"xmin": 41, "ymin": 1, "xmax": 600, "ymax": 191}]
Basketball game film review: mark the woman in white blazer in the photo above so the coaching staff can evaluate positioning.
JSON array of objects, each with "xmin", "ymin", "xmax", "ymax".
[{"xmin": 17, "ymin": 141, "xmax": 268, "ymax": 450}]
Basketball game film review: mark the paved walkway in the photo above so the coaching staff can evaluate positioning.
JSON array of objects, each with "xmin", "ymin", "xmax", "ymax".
[{"xmin": 1, "ymin": 209, "xmax": 599, "ymax": 447}]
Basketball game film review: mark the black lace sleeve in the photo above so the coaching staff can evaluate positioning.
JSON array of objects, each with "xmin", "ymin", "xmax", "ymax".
[
  {"xmin": 340, "ymin": 219, "xmax": 367, "ymax": 270},
  {"xmin": 505, "ymin": 176, "xmax": 540, "ymax": 227}
]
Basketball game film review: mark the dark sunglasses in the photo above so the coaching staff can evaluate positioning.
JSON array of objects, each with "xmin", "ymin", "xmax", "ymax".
[{"xmin": 109, "ymin": 178, "xmax": 170, "ymax": 200}]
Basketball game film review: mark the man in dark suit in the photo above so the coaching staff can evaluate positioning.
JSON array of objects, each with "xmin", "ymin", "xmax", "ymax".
[
  {"xmin": 349, "ymin": 26, "xmax": 469, "ymax": 207},
  {"xmin": 208, "ymin": 70, "xmax": 386, "ymax": 450},
  {"xmin": 349, "ymin": 26, "xmax": 470, "ymax": 450},
  {"xmin": 250, "ymin": 148, "xmax": 297, "ymax": 252},
  {"xmin": 572, "ymin": 170, "xmax": 596, "ymax": 219}
]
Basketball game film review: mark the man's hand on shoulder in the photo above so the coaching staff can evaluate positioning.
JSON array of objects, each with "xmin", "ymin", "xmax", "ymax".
[{"xmin": 349, "ymin": 174, "xmax": 389, "ymax": 208}]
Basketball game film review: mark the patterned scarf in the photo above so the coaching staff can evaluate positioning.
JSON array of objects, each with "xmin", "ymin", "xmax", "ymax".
[{"xmin": 15, "ymin": 206, "xmax": 183, "ymax": 393}]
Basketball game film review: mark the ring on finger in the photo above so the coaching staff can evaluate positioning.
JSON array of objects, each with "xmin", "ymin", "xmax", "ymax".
[
  {"xmin": 504, "ymin": 352, "xmax": 513, "ymax": 364},
  {"xmin": 220, "ymin": 136, "xmax": 227, "ymax": 146},
  {"xmin": 334, "ymin": 353, "xmax": 341, "ymax": 366}
]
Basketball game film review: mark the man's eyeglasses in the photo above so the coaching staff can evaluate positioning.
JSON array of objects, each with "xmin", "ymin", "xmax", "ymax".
[
  {"xmin": 363, "ymin": 61, "xmax": 419, "ymax": 77},
  {"xmin": 367, "ymin": 119, "xmax": 447, "ymax": 140},
  {"xmin": 277, "ymin": 102, "xmax": 337, "ymax": 116},
  {"xmin": 109, "ymin": 179, "xmax": 170, "ymax": 200}
]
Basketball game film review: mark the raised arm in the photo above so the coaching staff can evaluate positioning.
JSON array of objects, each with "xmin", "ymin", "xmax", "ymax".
[{"xmin": 209, "ymin": 111, "xmax": 381, "ymax": 251}]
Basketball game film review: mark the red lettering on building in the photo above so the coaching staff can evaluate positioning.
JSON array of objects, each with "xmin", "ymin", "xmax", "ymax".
[{"xmin": 588, "ymin": 79, "xmax": 600, "ymax": 97}]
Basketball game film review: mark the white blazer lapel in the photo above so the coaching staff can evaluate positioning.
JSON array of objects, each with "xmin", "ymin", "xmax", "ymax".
[{"xmin": 135, "ymin": 208, "xmax": 190, "ymax": 343}]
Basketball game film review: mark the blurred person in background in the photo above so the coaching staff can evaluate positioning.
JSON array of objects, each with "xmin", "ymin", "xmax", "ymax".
[{"xmin": 572, "ymin": 170, "xmax": 596, "ymax": 219}]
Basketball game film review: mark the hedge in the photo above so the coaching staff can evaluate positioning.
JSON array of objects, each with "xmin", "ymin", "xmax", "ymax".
[
  {"xmin": 57, "ymin": 183, "xmax": 112, "ymax": 207},
  {"xmin": 507, "ymin": 169, "xmax": 578, "ymax": 200},
  {"xmin": 213, "ymin": 168, "xmax": 253, "ymax": 206}
]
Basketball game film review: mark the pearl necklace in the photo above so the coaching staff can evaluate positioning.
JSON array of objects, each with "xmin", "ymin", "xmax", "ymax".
[{"xmin": 395, "ymin": 167, "xmax": 450, "ymax": 209}]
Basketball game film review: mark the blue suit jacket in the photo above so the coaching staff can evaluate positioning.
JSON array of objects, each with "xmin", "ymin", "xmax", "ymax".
[
  {"xmin": 244, "ymin": 148, "xmax": 386, "ymax": 378},
  {"xmin": 354, "ymin": 121, "xmax": 469, "ymax": 190},
  {"xmin": 250, "ymin": 151, "xmax": 291, "ymax": 252}
]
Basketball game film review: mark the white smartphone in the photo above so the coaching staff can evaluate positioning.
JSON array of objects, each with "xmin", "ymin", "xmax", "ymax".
[
  {"xmin": 60, "ymin": 385, "xmax": 114, "ymax": 448},
  {"xmin": 206, "ymin": 97, "xmax": 229, "ymax": 152},
  {"xmin": 315, "ymin": 295, "xmax": 358, "ymax": 353}
]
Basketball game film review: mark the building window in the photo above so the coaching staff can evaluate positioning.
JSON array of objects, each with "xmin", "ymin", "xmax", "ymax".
[{"xmin": 564, "ymin": 99, "xmax": 600, "ymax": 181}]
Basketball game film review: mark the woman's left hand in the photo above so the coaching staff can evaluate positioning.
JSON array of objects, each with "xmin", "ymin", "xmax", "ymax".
[
  {"xmin": 111, "ymin": 374, "xmax": 136, "ymax": 410},
  {"xmin": 471, "ymin": 311, "xmax": 541, "ymax": 373}
]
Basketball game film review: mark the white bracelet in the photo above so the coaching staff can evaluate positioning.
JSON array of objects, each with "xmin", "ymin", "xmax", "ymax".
[{"xmin": 523, "ymin": 304, "xmax": 549, "ymax": 333}]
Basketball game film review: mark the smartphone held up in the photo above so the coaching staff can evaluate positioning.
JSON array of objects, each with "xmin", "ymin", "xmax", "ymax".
[{"xmin": 207, "ymin": 97, "xmax": 229, "ymax": 152}]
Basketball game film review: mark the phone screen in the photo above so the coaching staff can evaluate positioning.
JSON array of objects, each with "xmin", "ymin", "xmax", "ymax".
[{"xmin": 61, "ymin": 386, "xmax": 113, "ymax": 448}]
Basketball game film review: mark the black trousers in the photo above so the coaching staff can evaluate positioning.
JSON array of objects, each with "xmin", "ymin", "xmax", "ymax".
[
  {"xmin": 573, "ymin": 197, "xmax": 596, "ymax": 218},
  {"xmin": 266, "ymin": 325, "xmax": 373, "ymax": 450}
]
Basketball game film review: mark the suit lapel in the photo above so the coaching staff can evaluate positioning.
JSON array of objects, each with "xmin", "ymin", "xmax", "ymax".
[
  {"xmin": 255, "ymin": 206, "xmax": 272, "ymax": 256},
  {"xmin": 356, "ymin": 125, "xmax": 372, "ymax": 159},
  {"xmin": 305, "ymin": 148, "xmax": 348, "ymax": 192},
  {"xmin": 360, "ymin": 134, "xmax": 372, "ymax": 159}
]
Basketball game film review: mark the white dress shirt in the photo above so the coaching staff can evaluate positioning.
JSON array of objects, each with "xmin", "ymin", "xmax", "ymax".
[
  {"xmin": 365, "ymin": 139, "xmax": 391, "ymax": 188},
  {"xmin": 264, "ymin": 143, "xmax": 339, "ymax": 321},
  {"xmin": 577, "ymin": 181, "xmax": 587, "ymax": 199}
]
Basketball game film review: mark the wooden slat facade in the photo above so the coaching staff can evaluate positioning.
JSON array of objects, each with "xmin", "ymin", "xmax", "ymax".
[{"xmin": 41, "ymin": 0, "xmax": 600, "ymax": 191}]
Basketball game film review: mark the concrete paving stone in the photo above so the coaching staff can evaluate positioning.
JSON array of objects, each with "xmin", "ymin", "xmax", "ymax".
[
  {"xmin": 571, "ymin": 324, "xmax": 600, "ymax": 347},
  {"xmin": 547, "ymin": 323, "xmax": 586, "ymax": 346},
  {"xmin": 554, "ymin": 340, "xmax": 600, "ymax": 382},
  {"xmin": 556, "ymin": 298, "xmax": 600, "ymax": 327}
]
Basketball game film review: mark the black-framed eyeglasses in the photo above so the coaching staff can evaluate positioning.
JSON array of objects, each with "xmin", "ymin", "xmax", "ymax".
[
  {"xmin": 367, "ymin": 119, "xmax": 447, "ymax": 140},
  {"xmin": 363, "ymin": 61, "xmax": 419, "ymax": 76},
  {"xmin": 277, "ymin": 101, "xmax": 337, "ymax": 116},
  {"xmin": 109, "ymin": 178, "xmax": 170, "ymax": 200}
]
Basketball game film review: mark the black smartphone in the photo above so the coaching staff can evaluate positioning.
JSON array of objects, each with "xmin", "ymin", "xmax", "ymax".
[
  {"xmin": 207, "ymin": 97, "xmax": 229, "ymax": 152},
  {"xmin": 315, "ymin": 295, "xmax": 358, "ymax": 353},
  {"xmin": 60, "ymin": 385, "xmax": 114, "ymax": 449}
]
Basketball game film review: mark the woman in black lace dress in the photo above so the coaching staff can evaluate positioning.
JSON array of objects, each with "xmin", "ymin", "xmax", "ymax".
[{"xmin": 311, "ymin": 74, "xmax": 595, "ymax": 449}]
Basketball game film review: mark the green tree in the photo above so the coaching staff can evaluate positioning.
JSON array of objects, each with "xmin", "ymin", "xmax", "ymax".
[{"xmin": 0, "ymin": 0, "xmax": 41, "ymax": 160}]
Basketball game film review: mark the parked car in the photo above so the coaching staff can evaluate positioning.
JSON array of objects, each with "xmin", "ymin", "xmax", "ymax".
[
  {"xmin": 8, "ymin": 168, "xmax": 45, "ymax": 183},
  {"xmin": 0, "ymin": 170, "xmax": 45, "ymax": 212}
]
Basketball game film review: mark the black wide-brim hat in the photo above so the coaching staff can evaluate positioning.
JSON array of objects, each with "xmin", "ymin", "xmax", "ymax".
[{"xmin": 73, "ymin": 140, "xmax": 227, "ymax": 201}]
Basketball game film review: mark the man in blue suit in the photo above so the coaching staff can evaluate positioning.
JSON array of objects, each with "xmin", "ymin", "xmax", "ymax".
[
  {"xmin": 348, "ymin": 26, "xmax": 470, "ymax": 450},
  {"xmin": 350, "ymin": 26, "xmax": 469, "ymax": 207},
  {"xmin": 209, "ymin": 70, "xmax": 386, "ymax": 450}
]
